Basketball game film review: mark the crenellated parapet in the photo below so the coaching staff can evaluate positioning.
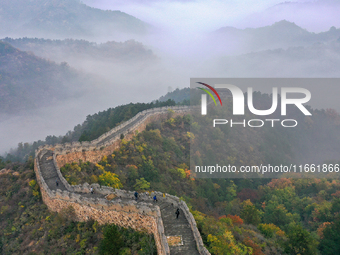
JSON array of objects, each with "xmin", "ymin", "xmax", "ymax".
[
  {"xmin": 42, "ymin": 106, "xmax": 191, "ymax": 154},
  {"xmin": 43, "ymin": 106, "xmax": 193, "ymax": 167}
]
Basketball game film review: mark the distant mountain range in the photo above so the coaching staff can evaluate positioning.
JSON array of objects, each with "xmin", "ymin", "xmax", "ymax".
[
  {"xmin": 214, "ymin": 20, "xmax": 340, "ymax": 53},
  {"xmin": 0, "ymin": 41, "xmax": 92, "ymax": 114},
  {"xmin": 0, "ymin": 0, "xmax": 150, "ymax": 39},
  {"xmin": 216, "ymin": 38, "xmax": 340, "ymax": 77},
  {"xmin": 1, "ymin": 38, "xmax": 156, "ymax": 64}
]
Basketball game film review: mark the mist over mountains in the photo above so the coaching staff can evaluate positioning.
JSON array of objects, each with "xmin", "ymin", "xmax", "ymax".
[
  {"xmin": 240, "ymin": 0, "xmax": 340, "ymax": 32},
  {"xmin": 2, "ymin": 2, "xmax": 340, "ymax": 254},
  {"xmin": 2, "ymin": 38, "xmax": 156, "ymax": 64},
  {"xmin": 215, "ymin": 39, "xmax": 340, "ymax": 78},
  {"xmin": 1, "ymin": 38, "xmax": 157, "ymax": 78},
  {"xmin": 0, "ymin": 0, "xmax": 150, "ymax": 40},
  {"xmin": 212, "ymin": 20, "xmax": 340, "ymax": 55},
  {"xmin": 0, "ymin": 41, "xmax": 94, "ymax": 115},
  {"xmin": 1, "ymin": 0, "xmax": 340, "ymax": 154}
]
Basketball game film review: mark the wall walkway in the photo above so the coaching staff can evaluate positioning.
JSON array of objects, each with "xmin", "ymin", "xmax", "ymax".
[{"xmin": 34, "ymin": 106, "xmax": 209, "ymax": 255}]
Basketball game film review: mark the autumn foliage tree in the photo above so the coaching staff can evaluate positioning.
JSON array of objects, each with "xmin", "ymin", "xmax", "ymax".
[
  {"xmin": 240, "ymin": 200, "xmax": 262, "ymax": 226},
  {"xmin": 284, "ymin": 223, "xmax": 318, "ymax": 255},
  {"xmin": 98, "ymin": 171, "xmax": 122, "ymax": 189}
]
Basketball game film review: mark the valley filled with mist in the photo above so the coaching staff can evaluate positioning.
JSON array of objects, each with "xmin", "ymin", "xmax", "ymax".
[
  {"xmin": 1, "ymin": 0, "xmax": 340, "ymax": 154},
  {"xmin": 1, "ymin": 1, "xmax": 340, "ymax": 255}
]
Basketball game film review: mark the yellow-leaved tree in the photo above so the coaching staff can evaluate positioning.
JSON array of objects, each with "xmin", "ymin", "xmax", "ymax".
[{"xmin": 98, "ymin": 171, "xmax": 122, "ymax": 189}]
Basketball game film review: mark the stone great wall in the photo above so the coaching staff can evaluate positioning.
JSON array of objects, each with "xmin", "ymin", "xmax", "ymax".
[{"xmin": 34, "ymin": 106, "xmax": 210, "ymax": 255}]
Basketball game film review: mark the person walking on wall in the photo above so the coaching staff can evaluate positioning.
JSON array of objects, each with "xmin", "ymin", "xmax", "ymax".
[
  {"xmin": 56, "ymin": 179, "xmax": 59, "ymax": 187},
  {"xmin": 90, "ymin": 187, "xmax": 94, "ymax": 194},
  {"xmin": 153, "ymin": 195, "xmax": 158, "ymax": 202},
  {"xmin": 134, "ymin": 191, "xmax": 138, "ymax": 201},
  {"xmin": 175, "ymin": 208, "xmax": 180, "ymax": 219}
]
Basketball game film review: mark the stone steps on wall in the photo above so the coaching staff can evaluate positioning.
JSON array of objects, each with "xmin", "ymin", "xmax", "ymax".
[
  {"xmin": 40, "ymin": 150, "xmax": 67, "ymax": 191},
  {"xmin": 158, "ymin": 201, "xmax": 200, "ymax": 255},
  {"xmin": 37, "ymin": 150, "xmax": 202, "ymax": 255},
  {"xmin": 35, "ymin": 106, "xmax": 209, "ymax": 255}
]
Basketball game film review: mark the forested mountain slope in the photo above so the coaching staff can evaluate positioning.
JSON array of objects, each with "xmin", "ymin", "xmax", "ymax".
[{"xmin": 0, "ymin": 41, "xmax": 91, "ymax": 114}]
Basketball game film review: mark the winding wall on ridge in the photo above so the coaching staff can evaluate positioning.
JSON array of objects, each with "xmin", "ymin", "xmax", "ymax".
[{"xmin": 34, "ymin": 106, "xmax": 210, "ymax": 255}]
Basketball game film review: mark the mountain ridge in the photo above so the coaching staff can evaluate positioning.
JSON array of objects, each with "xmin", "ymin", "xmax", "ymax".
[
  {"xmin": 0, "ymin": 41, "xmax": 90, "ymax": 114},
  {"xmin": 214, "ymin": 20, "xmax": 340, "ymax": 52},
  {"xmin": 0, "ymin": 0, "xmax": 150, "ymax": 38},
  {"xmin": 1, "ymin": 37, "xmax": 157, "ymax": 64}
]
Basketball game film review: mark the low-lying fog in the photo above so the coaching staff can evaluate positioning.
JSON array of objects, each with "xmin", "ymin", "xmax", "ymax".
[{"xmin": 1, "ymin": 0, "xmax": 340, "ymax": 154}]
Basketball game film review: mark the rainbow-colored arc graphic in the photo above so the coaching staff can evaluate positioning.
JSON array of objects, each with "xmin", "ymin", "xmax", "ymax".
[{"xmin": 197, "ymin": 82, "xmax": 222, "ymax": 106}]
